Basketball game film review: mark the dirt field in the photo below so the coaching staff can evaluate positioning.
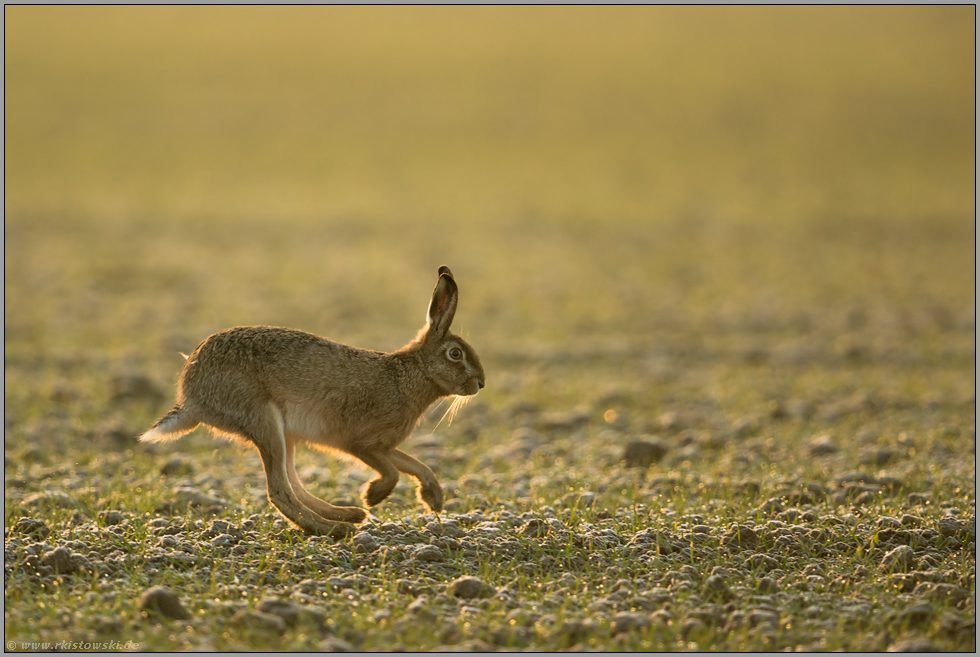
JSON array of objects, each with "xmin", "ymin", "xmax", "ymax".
[{"xmin": 5, "ymin": 6, "xmax": 975, "ymax": 651}]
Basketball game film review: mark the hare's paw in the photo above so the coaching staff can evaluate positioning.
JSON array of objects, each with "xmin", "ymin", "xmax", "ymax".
[
  {"xmin": 418, "ymin": 482, "xmax": 444, "ymax": 513},
  {"xmin": 296, "ymin": 515, "xmax": 356, "ymax": 539},
  {"xmin": 334, "ymin": 505, "xmax": 368, "ymax": 524},
  {"xmin": 362, "ymin": 479, "xmax": 396, "ymax": 507}
]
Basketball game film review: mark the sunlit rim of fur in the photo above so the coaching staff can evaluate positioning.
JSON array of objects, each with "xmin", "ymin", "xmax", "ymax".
[{"xmin": 432, "ymin": 395, "xmax": 470, "ymax": 432}]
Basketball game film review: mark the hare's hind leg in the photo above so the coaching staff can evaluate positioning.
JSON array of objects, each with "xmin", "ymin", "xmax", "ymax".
[
  {"xmin": 284, "ymin": 437, "xmax": 367, "ymax": 524},
  {"xmin": 390, "ymin": 449, "xmax": 444, "ymax": 513},
  {"xmin": 251, "ymin": 406, "xmax": 354, "ymax": 539}
]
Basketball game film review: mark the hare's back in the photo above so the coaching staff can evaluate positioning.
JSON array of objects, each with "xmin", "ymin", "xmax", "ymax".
[{"xmin": 185, "ymin": 326, "xmax": 369, "ymax": 381}]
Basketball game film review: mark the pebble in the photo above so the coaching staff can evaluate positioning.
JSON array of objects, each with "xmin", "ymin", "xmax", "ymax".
[
  {"xmin": 396, "ymin": 579, "xmax": 425, "ymax": 595},
  {"xmin": 880, "ymin": 545, "xmax": 914, "ymax": 572},
  {"xmin": 537, "ymin": 406, "xmax": 592, "ymax": 430},
  {"xmin": 257, "ymin": 597, "xmax": 326, "ymax": 628},
  {"xmin": 876, "ymin": 517, "xmax": 904, "ymax": 530},
  {"xmin": 412, "ymin": 545, "xmax": 445, "ymax": 562},
  {"xmin": 702, "ymin": 574, "xmax": 731, "ymax": 600},
  {"xmin": 610, "ymin": 611, "xmax": 651, "ymax": 634},
  {"xmin": 447, "ymin": 576, "xmax": 495, "ymax": 599},
  {"xmin": 211, "ymin": 534, "xmax": 239, "ymax": 548},
  {"xmin": 110, "ymin": 374, "xmax": 164, "ymax": 402},
  {"xmin": 161, "ymin": 454, "xmax": 194, "ymax": 476},
  {"xmin": 912, "ymin": 582, "xmax": 971, "ymax": 606},
  {"xmin": 352, "ymin": 532, "xmax": 379, "ymax": 554},
  {"xmin": 424, "ymin": 520, "xmax": 466, "ymax": 538},
  {"xmin": 897, "ymin": 601, "xmax": 935, "ymax": 628},
  {"xmin": 169, "ymin": 487, "xmax": 226, "ymax": 510},
  {"xmin": 319, "ymin": 637, "xmax": 355, "ymax": 652},
  {"xmin": 720, "ymin": 525, "xmax": 758, "ymax": 550},
  {"xmin": 939, "ymin": 516, "xmax": 975, "ymax": 539},
  {"xmin": 139, "ymin": 586, "xmax": 191, "ymax": 620},
  {"xmin": 520, "ymin": 518, "xmax": 549, "ymax": 537},
  {"xmin": 40, "ymin": 547, "xmax": 74, "ymax": 574},
  {"xmin": 746, "ymin": 609, "xmax": 779, "ymax": 628},
  {"xmin": 98, "ymin": 510, "xmax": 124, "ymax": 526},
  {"xmin": 12, "ymin": 517, "xmax": 50, "ymax": 539},
  {"xmin": 407, "ymin": 596, "xmax": 436, "ymax": 620},
  {"xmin": 807, "ymin": 434, "xmax": 838, "ymax": 456},
  {"xmin": 859, "ymin": 448, "xmax": 897, "ymax": 466},
  {"xmin": 886, "ymin": 638, "xmax": 940, "ymax": 652},
  {"xmin": 232, "ymin": 608, "xmax": 287, "ymax": 635},
  {"xmin": 622, "ymin": 439, "xmax": 668, "ymax": 468},
  {"xmin": 508, "ymin": 428, "xmax": 546, "ymax": 457}
]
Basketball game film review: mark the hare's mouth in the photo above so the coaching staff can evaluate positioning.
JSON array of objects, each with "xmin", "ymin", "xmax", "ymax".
[{"xmin": 464, "ymin": 377, "xmax": 484, "ymax": 396}]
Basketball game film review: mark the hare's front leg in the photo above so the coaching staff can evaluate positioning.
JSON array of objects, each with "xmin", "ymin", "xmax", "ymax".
[
  {"xmin": 390, "ymin": 449, "xmax": 443, "ymax": 513},
  {"xmin": 251, "ymin": 409, "xmax": 355, "ymax": 539},
  {"xmin": 350, "ymin": 449, "xmax": 400, "ymax": 507},
  {"xmin": 284, "ymin": 438, "xmax": 368, "ymax": 524}
]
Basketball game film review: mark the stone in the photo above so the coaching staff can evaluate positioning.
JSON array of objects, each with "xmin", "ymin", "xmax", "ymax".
[
  {"xmin": 746, "ymin": 609, "xmax": 779, "ymax": 628},
  {"xmin": 807, "ymin": 434, "xmax": 838, "ymax": 456},
  {"xmin": 859, "ymin": 448, "xmax": 897, "ymax": 466},
  {"xmin": 257, "ymin": 597, "xmax": 326, "ymax": 628},
  {"xmin": 352, "ymin": 532, "xmax": 379, "ymax": 554},
  {"xmin": 520, "ymin": 518, "xmax": 548, "ymax": 537},
  {"xmin": 886, "ymin": 638, "xmax": 941, "ymax": 652},
  {"xmin": 232, "ymin": 609, "xmax": 287, "ymax": 635},
  {"xmin": 912, "ymin": 582, "xmax": 971, "ymax": 606},
  {"xmin": 939, "ymin": 516, "xmax": 974, "ymax": 538},
  {"xmin": 897, "ymin": 601, "xmax": 935, "ymax": 628},
  {"xmin": 110, "ymin": 375, "xmax": 164, "ymax": 402},
  {"xmin": 407, "ymin": 596, "xmax": 436, "ymax": 621},
  {"xmin": 40, "ymin": 547, "xmax": 75, "ymax": 574},
  {"xmin": 720, "ymin": 525, "xmax": 758, "ymax": 550},
  {"xmin": 880, "ymin": 545, "xmax": 915, "ymax": 572},
  {"xmin": 412, "ymin": 545, "xmax": 444, "ymax": 562},
  {"xmin": 702, "ymin": 574, "xmax": 731, "ymax": 600},
  {"xmin": 98, "ymin": 510, "xmax": 123, "ymax": 526},
  {"xmin": 139, "ymin": 586, "xmax": 191, "ymax": 620},
  {"xmin": 396, "ymin": 579, "xmax": 425, "ymax": 595},
  {"xmin": 161, "ymin": 455, "xmax": 194, "ymax": 476},
  {"xmin": 12, "ymin": 517, "xmax": 50, "ymax": 539},
  {"xmin": 611, "ymin": 612, "xmax": 651, "ymax": 634},
  {"xmin": 319, "ymin": 637, "xmax": 355, "ymax": 652},
  {"xmin": 168, "ymin": 487, "xmax": 226, "ymax": 510},
  {"xmin": 622, "ymin": 439, "xmax": 668, "ymax": 468},
  {"xmin": 424, "ymin": 520, "xmax": 466, "ymax": 538},
  {"xmin": 447, "ymin": 576, "xmax": 495, "ymax": 599}
]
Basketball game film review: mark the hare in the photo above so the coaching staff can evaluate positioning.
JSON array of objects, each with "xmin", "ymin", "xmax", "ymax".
[{"xmin": 141, "ymin": 266, "xmax": 484, "ymax": 538}]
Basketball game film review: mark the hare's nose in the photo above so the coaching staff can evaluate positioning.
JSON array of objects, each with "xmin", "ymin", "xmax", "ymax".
[{"xmin": 478, "ymin": 379, "xmax": 485, "ymax": 390}]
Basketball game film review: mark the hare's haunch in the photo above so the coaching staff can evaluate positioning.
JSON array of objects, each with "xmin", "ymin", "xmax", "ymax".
[{"xmin": 141, "ymin": 266, "xmax": 484, "ymax": 538}]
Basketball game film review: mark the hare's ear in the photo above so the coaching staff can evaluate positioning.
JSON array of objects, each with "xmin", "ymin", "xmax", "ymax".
[{"xmin": 426, "ymin": 270, "xmax": 458, "ymax": 337}]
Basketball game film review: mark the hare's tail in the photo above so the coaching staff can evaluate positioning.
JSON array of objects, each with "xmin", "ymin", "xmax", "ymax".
[{"xmin": 140, "ymin": 405, "xmax": 200, "ymax": 443}]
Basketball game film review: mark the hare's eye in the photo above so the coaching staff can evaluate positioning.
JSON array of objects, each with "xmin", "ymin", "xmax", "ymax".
[{"xmin": 448, "ymin": 347, "xmax": 463, "ymax": 361}]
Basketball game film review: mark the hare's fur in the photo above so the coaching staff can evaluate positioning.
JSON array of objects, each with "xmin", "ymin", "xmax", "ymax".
[{"xmin": 141, "ymin": 266, "xmax": 484, "ymax": 538}]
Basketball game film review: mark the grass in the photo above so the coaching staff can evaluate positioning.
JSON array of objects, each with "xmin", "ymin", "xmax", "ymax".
[{"xmin": 4, "ymin": 6, "xmax": 976, "ymax": 652}]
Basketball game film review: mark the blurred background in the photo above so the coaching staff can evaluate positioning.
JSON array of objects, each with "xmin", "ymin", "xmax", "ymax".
[{"xmin": 4, "ymin": 7, "xmax": 975, "ymax": 443}]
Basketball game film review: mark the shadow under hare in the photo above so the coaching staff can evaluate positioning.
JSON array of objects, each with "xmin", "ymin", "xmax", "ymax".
[{"xmin": 142, "ymin": 266, "xmax": 484, "ymax": 538}]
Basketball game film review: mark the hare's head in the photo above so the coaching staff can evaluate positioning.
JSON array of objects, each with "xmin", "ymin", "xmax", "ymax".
[{"xmin": 419, "ymin": 266, "xmax": 485, "ymax": 397}]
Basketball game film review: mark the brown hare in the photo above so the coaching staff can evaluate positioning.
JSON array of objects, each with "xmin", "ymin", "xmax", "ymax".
[{"xmin": 141, "ymin": 266, "xmax": 484, "ymax": 538}]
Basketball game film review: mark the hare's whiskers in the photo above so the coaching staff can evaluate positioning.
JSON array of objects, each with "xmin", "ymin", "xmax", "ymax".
[{"xmin": 432, "ymin": 395, "xmax": 470, "ymax": 432}]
